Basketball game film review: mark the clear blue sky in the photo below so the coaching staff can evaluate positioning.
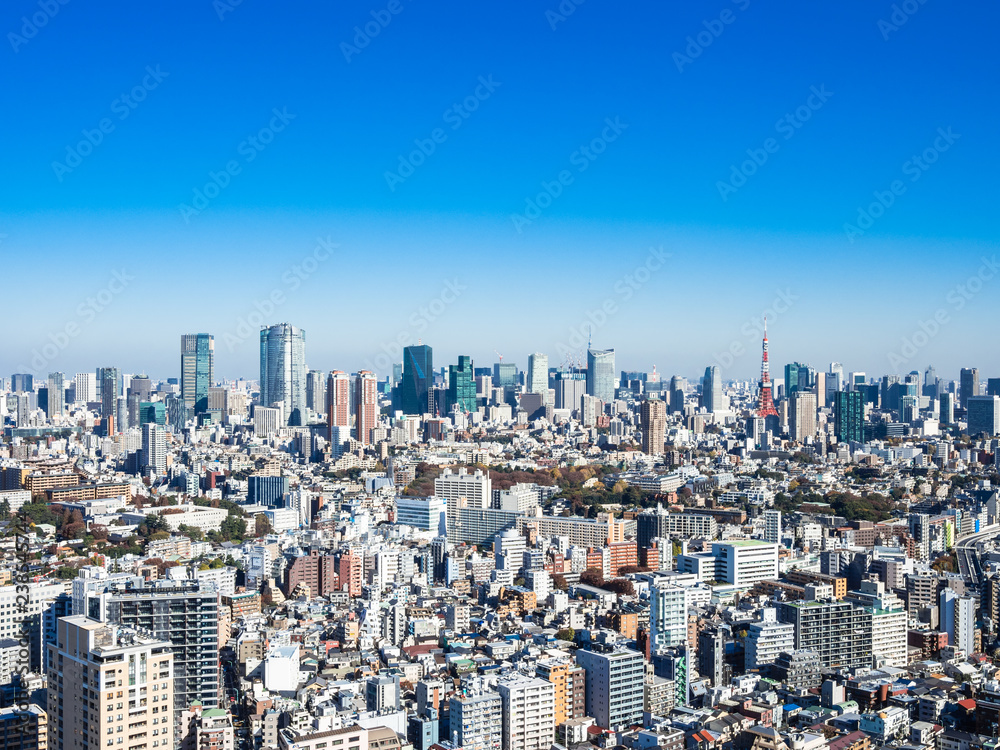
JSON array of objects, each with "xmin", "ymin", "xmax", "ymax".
[{"xmin": 2, "ymin": 0, "xmax": 997, "ymax": 383}]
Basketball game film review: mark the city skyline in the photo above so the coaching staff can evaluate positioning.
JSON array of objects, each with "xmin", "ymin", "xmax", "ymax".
[
  {"xmin": 8, "ymin": 3, "xmax": 1000, "ymax": 748},
  {"xmin": 7, "ymin": 330, "xmax": 994, "ymax": 390},
  {"xmin": 8, "ymin": 316, "xmax": 999, "ymax": 388}
]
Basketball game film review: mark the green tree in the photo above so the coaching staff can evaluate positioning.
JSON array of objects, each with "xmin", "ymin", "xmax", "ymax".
[
  {"xmin": 177, "ymin": 524, "xmax": 204, "ymax": 542},
  {"xmin": 219, "ymin": 515, "xmax": 246, "ymax": 542},
  {"xmin": 254, "ymin": 514, "xmax": 272, "ymax": 538},
  {"xmin": 20, "ymin": 503, "xmax": 61, "ymax": 527}
]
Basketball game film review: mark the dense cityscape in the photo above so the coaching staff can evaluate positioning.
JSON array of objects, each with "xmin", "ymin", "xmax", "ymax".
[
  {"xmin": 2, "ymin": 322, "xmax": 1000, "ymax": 750},
  {"xmin": 5, "ymin": 1, "xmax": 997, "ymax": 749}
]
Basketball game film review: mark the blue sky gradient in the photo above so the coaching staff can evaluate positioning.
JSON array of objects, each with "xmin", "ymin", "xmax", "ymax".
[{"xmin": 2, "ymin": 0, "xmax": 998, "ymax": 383}]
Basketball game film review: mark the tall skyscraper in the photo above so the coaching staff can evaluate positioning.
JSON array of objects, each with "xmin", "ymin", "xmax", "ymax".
[
  {"xmin": 74, "ymin": 372, "xmax": 96, "ymax": 403},
  {"xmin": 988, "ymin": 378, "xmax": 1000, "ymax": 397},
  {"xmin": 98, "ymin": 366, "xmax": 121, "ymax": 429},
  {"xmin": 354, "ymin": 370, "xmax": 378, "ymax": 445},
  {"xmin": 306, "ymin": 369, "xmax": 326, "ymax": 413},
  {"xmin": 834, "ymin": 390, "xmax": 864, "ymax": 443},
  {"xmin": 447, "ymin": 356, "xmax": 477, "ymax": 414},
  {"xmin": 493, "ymin": 361, "xmax": 517, "ymax": 388},
  {"xmin": 555, "ymin": 371, "xmax": 586, "ymax": 412},
  {"xmin": 527, "ymin": 353, "xmax": 548, "ymax": 404},
  {"xmin": 586, "ymin": 349, "xmax": 615, "ymax": 404},
  {"xmin": 784, "ymin": 362, "xmax": 811, "ymax": 396},
  {"xmin": 180, "ymin": 333, "xmax": 215, "ymax": 414},
  {"xmin": 960, "ymin": 367, "xmax": 980, "ymax": 409},
  {"xmin": 924, "ymin": 365, "xmax": 938, "ymax": 397},
  {"xmin": 940, "ymin": 392, "xmax": 955, "ymax": 424},
  {"xmin": 259, "ymin": 323, "xmax": 306, "ymax": 425},
  {"xmin": 669, "ymin": 375, "xmax": 685, "ymax": 414},
  {"xmin": 825, "ymin": 363, "xmax": 843, "ymax": 400},
  {"xmin": 401, "ymin": 344, "xmax": 433, "ymax": 415},
  {"xmin": 11, "ymin": 373, "xmax": 33, "ymax": 393},
  {"xmin": 967, "ymin": 395, "xmax": 1000, "ymax": 437},
  {"xmin": 48, "ymin": 616, "xmax": 175, "ymax": 750},
  {"xmin": 141, "ymin": 423, "xmax": 167, "ymax": 477},
  {"xmin": 326, "ymin": 370, "xmax": 351, "ymax": 435},
  {"xmin": 813, "ymin": 371, "xmax": 826, "ymax": 409},
  {"xmin": 702, "ymin": 365, "xmax": 722, "ymax": 413},
  {"xmin": 127, "ymin": 374, "xmax": 152, "ymax": 428},
  {"xmin": 46, "ymin": 372, "xmax": 65, "ymax": 418},
  {"xmin": 789, "ymin": 391, "xmax": 816, "ymax": 441},
  {"xmin": 640, "ymin": 398, "xmax": 666, "ymax": 455}
]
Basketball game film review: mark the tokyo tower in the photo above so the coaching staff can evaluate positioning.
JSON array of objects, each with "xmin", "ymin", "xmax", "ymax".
[{"xmin": 756, "ymin": 317, "xmax": 779, "ymax": 418}]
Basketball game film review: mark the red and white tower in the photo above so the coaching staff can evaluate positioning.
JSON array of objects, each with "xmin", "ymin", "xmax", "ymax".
[{"xmin": 756, "ymin": 317, "xmax": 779, "ymax": 418}]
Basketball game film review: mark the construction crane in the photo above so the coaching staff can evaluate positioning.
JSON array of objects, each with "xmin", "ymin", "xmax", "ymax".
[{"xmin": 494, "ymin": 349, "xmax": 504, "ymax": 363}]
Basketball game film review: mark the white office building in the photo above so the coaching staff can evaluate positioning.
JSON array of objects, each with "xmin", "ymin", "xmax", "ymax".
[
  {"xmin": 75, "ymin": 372, "xmax": 97, "ymax": 403},
  {"xmin": 712, "ymin": 541, "xmax": 779, "ymax": 586},
  {"xmin": 253, "ymin": 406, "xmax": 281, "ymax": 436},
  {"xmin": 395, "ymin": 495, "xmax": 447, "ymax": 534}
]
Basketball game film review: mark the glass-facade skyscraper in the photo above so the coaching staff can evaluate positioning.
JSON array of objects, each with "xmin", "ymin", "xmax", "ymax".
[
  {"xmin": 401, "ymin": 344, "xmax": 433, "ymax": 415},
  {"xmin": 701, "ymin": 365, "xmax": 722, "ymax": 413},
  {"xmin": 586, "ymin": 348, "xmax": 615, "ymax": 404},
  {"xmin": 784, "ymin": 362, "xmax": 812, "ymax": 396},
  {"xmin": 834, "ymin": 390, "xmax": 864, "ymax": 443},
  {"xmin": 181, "ymin": 333, "xmax": 215, "ymax": 414},
  {"xmin": 960, "ymin": 367, "xmax": 980, "ymax": 409},
  {"xmin": 260, "ymin": 323, "xmax": 307, "ymax": 425},
  {"xmin": 527, "ymin": 352, "xmax": 548, "ymax": 403},
  {"xmin": 11, "ymin": 373, "xmax": 33, "ymax": 394},
  {"xmin": 46, "ymin": 372, "xmax": 65, "ymax": 418},
  {"xmin": 98, "ymin": 366, "xmax": 120, "ymax": 425},
  {"xmin": 494, "ymin": 361, "xmax": 517, "ymax": 388},
  {"xmin": 447, "ymin": 355, "xmax": 477, "ymax": 413}
]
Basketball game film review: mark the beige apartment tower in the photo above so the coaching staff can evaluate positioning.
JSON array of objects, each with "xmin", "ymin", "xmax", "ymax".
[{"xmin": 47, "ymin": 616, "xmax": 174, "ymax": 750}]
